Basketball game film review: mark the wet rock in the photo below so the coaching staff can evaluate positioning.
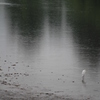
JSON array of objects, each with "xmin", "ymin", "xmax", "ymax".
[
  {"xmin": 27, "ymin": 65, "xmax": 29, "ymax": 67},
  {"xmin": 45, "ymin": 93, "xmax": 54, "ymax": 96},
  {"xmin": 10, "ymin": 73, "xmax": 12, "ymax": 75},
  {"xmin": 5, "ymin": 78, "xmax": 7, "ymax": 80},
  {"xmin": 45, "ymin": 93, "xmax": 49, "ymax": 95},
  {"xmin": 5, "ymin": 74, "xmax": 9, "ymax": 77},
  {"xmin": 12, "ymin": 64, "xmax": 16, "ymax": 66},
  {"xmin": 8, "ymin": 83, "xmax": 11, "ymax": 85},
  {"xmin": 24, "ymin": 73, "xmax": 29, "ymax": 76},
  {"xmin": 0, "ymin": 68, "xmax": 2, "ymax": 71},
  {"xmin": 58, "ymin": 78, "xmax": 61, "ymax": 80},
  {"xmin": 1, "ymin": 81, "xmax": 7, "ymax": 85},
  {"xmin": 14, "ymin": 84, "xmax": 20, "ymax": 87},
  {"xmin": 20, "ymin": 88, "xmax": 25, "ymax": 90},
  {"xmin": 37, "ymin": 95, "xmax": 39, "ymax": 97},
  {"xmin": 5, "ymin": 90, "xmax": 7, "ymax": 92},
  {"xmin": 72, "ymin": 81, "xmax": 74, "ymax": 83}
]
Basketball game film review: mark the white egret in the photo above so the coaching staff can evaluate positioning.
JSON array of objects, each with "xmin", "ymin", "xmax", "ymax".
[{"xmin": 82, "ymin": 69, "xmax": 86, "ymax": 82}]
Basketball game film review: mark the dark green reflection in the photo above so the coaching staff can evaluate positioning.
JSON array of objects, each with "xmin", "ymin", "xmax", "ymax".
[
  {"xmin": 7, "ymin": 0, "xmax": 64, "ymax": 40},
  {"xmin": 47, "ymin": 0, "xmax": 62, "ymax": 28},
  {"xmin": 65, "ymin": 0, "xmax": 100, "ymax": 67},
  {"xmin": 8, "ymin": 0, "xmax": 43, "ymax": 37}
]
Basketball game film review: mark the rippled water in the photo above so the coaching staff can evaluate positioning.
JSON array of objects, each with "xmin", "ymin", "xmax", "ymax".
[{"xmin": 0, "ymin": 0, "xmax": 100, "ymax": 99}]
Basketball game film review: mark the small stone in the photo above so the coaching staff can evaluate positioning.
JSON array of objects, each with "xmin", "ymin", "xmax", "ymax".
[
  {"xmin": 45, "ymin": 93, "xmax": 49, "ymax": 95},
  {"xmin": 12, "ymin": 64, "xmax": 16, "ymax": 66},
  {"xmin": 72, "ymin": 81, "xmax": 74, "ymax": 83},
  {"xmin": 14, "ymin": 84, "xmax": 20, "ymax": 87},
  {"xmin": 5, "ymin": 78, "xmax": 7, "ymax": 80},
  {"xmin": 1, "ymin": 81, "xmax": 7, "ymax": 85}
]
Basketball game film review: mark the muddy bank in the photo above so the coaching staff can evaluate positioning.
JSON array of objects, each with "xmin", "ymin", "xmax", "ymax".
[
  {"xmin": 0, "ymin": 61, "xmax": 99, "ymax": 100},
  {"xmin": 0, "ymin": 58, "xmax": 100, "ymax": 100},
  {"xmin": 0, "ymin": 89, "xmax": 93, "ymax": 100}
]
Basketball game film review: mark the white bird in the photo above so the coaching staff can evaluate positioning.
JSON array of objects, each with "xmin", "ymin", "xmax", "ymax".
[{"xmin": 82, "ymin": 69, "xmax": 86, "ymax": 82}]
